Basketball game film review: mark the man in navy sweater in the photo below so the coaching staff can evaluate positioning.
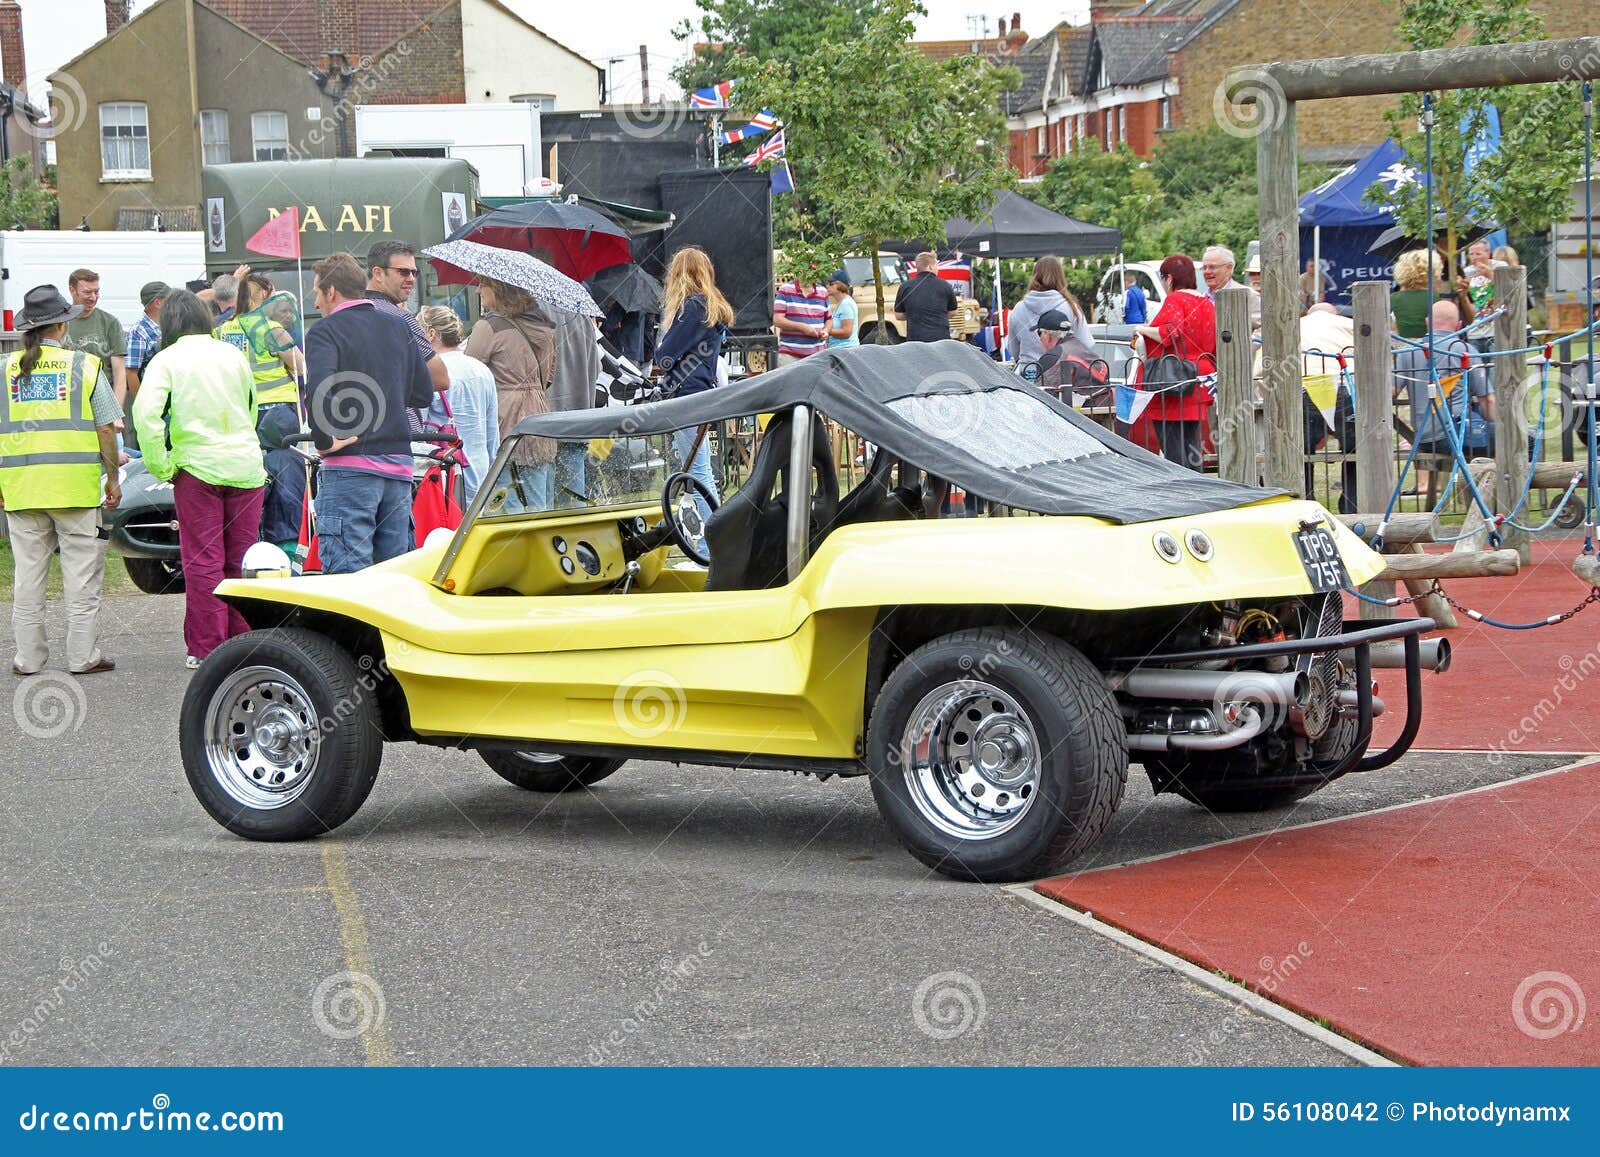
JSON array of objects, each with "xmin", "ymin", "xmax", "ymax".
[{"xmin": 306, "ymin": 253, "xmax": 435, "ymax": 573}]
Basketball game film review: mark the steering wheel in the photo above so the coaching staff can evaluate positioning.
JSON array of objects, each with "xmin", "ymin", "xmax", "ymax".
[{"xmin": 661, "ymin": 472, "xmax": 720, "ymax": 566}]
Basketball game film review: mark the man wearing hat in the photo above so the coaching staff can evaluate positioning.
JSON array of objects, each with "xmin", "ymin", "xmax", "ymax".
[
  {"xmin": 123, "ymin": 281, "xmax": 170, "ymax": 452},
  {"xmin": 2, "ymin": 285, "xmax": 124, "ymax": 676}
]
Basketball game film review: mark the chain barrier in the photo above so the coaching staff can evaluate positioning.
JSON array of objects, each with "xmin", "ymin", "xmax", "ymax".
[{"xmin": 1346, "ymin": 581, "xmax": 1600, "ymax": 631}]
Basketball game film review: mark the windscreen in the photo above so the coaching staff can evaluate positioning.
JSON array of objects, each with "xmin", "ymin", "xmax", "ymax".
[
  {"xmin": 472, "ymin": 430, "xmax": 683, "ymax": 520},
  {"xmin": 885, "ymin": 387, "xmax": 1110, "ymax": 470}
]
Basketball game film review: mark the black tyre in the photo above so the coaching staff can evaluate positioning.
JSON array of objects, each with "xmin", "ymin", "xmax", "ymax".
[
  {"xmin": 867, "ymin": 628, "xmax": 1127, "ymax": 882},
  {"xmin": 860, "ymin": 323, "xmax": 905, "ymax": 346},
  {"xmin": 180, "ymin": 628, "xmax": 384, "ymax": 840},
  {"xmin": 124, "ymin": 555, "xmax": 185, "ymax": 594},
  {"xmin": 1146, "ymin": 753, "xmax": 1322, "ymax": 813},
  {"xmin": 480, "ymin": 750, "xmax": 625, "ymax": 792},
  {"xmin": 1555, "ymin": 495, "xmax": 1587, "ymax": 531}
]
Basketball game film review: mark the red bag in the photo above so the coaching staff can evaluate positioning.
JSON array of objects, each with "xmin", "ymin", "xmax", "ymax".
[{"xmin": 412, "ymin": 463, "xmax": 463, "ymax": 546}]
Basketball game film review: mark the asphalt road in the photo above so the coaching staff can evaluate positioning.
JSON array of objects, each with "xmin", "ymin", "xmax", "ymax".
[{"xmin": 0, "ymin": 593, "xmax": 1573, "ymax": 1066}]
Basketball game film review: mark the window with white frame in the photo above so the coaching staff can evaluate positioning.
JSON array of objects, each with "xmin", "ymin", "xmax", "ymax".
[
  {"xmin": 1159, "ymin": 97, "xmax": 1173, "ymax": 131},
  {"xmin": 1116, "ymin": 107, "xmax": 1126, "ymax": 144},
  {"xmin": 511, "ymin": 93, "xmax": 556, "ymax": 112},
  {"xmin": 199, "ymin": 109, "xmax": 230, "ymax": 165},
  {"xmin": 252, "ymin": 110, "xmax": 289, "ymax": 161},
  {"xmin": 99, "ymin": 102, "xmax": 150, "ymax": 177}
]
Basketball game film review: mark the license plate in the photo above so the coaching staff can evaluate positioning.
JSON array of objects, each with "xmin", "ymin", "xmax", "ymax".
[{"xmin": 1294, "ymin": 525, "xmax": 1349, "ymax": 593}]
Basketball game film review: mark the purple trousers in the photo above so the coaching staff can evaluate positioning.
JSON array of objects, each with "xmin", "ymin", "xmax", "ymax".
[{"xmin": 174, "ymin": 471, "xmax": 265, "ymax": 660}]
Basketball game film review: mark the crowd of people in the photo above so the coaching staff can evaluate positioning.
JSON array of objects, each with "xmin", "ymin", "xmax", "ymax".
[{"xmin": 3, "ymin": 240, "xmax": 734, "ymax": 678}]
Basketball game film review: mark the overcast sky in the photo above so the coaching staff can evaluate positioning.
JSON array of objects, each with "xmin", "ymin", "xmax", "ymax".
[{"xmin": 26, "ymin": 0, "xmax": 1090, "ymax": 105}]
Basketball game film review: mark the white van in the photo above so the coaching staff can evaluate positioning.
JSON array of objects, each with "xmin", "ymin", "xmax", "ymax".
[
  {"xmin": 0, "ymin": 230, "xmax": 207, "ymax": 332},
  {"xmin": 1092, "ymin": 258, "xmax": 1209, "ymax": 324}
]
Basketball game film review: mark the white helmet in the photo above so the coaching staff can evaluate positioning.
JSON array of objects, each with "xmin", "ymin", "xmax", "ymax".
[{"xmin": 241, "ymin": 542, "xmax": 293, "ymax": 579}]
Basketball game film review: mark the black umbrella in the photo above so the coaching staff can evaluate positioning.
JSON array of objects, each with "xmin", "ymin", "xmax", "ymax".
[
  {"xmin": 446, "ymin": 199, "xmax": 631, "ymax": 281},
  {"xmin": 1368, "ymin": 221, "xmax": 1495, "ymax": 262},
  {"xmin": 589, "ymin": 264, "xmax": 663, "ymax": 314}
]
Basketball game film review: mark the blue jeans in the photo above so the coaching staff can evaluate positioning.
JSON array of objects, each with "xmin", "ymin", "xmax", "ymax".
[
  {"xmin": 554, "ymin": 442, "xmax": 589, "ymax": 507},
  {"xmin": 317, "ymin": 468, "xmax": 412, "ymax": 574},
  {"xmin": 673, "ymin": 427, "xmax": 720, "ymax": 529},
  {"xmin": 513, "ymin": 462, "xmax": 552, "ymax": 511}
]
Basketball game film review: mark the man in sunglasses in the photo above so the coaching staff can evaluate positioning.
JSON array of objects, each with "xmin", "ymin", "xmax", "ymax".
[{"xmin": 365, "ymin": 240, "xmax": 450, "ymax": 395}]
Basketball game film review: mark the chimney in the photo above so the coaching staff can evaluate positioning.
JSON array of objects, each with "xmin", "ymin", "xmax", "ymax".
[
  {"xmin": 318, "ymin": 0, "xmax": 357, "ymax": 60},
  {"xmin": 1005, "ymin": 14, "xmax": 1027, "ymax": 50},
  {"xmin": 1011, "ymin": 12, "xmax": 1021, "ymax": 33},
  {"xmin": 0, "ymin": 1, "xmax": 24, "ymax": 89},
  {"xmin": 104, "ymin": 0, "xmax": 130, "ymax": 35}
]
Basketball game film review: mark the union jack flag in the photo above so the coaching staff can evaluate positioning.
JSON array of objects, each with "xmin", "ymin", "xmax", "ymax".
[
  {"xmin": 742, "ymin": 129, "xmax": 786, "ymax": 166},
  {"xmin": 719, "ymin": 110, "xmax": 780, "ymax": 145},
  {"xmin": 690, "ymin": 81, "xmax": 736, "ymax": 109}
]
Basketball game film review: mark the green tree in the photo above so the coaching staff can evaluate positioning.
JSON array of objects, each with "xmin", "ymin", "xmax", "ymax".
[
  {"xmin": 1377, "ymin": 0, "xmax": 1584, "ymax": 273},
  {"xmin": 0, "ymin": 157, "xmax": 56, "ymax": 229},
  {"xmin": 733, "ymin": 0, "xmax": 1015, "ymax": 340},
  {"xmin": 671, "ymin": 0, "xmax": 894, "ymax": 94},
  {"xmin": 1032, "ymin": 142, "xmax": 1163, "ymax": 256}
]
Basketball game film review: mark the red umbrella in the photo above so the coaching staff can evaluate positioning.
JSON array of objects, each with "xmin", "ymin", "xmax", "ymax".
[{"xmin": 446, "ymin": 200, "xmax": 631, "ymax": 281}]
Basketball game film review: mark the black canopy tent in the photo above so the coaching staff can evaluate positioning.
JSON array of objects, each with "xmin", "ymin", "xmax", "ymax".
[
  {"xmin": 512, "ymin": 342, "xmax": 1275, "ymax": 522},
  {"xmin": 886, "ymin": 190, "xmax": 1123, "ymax": 259}
]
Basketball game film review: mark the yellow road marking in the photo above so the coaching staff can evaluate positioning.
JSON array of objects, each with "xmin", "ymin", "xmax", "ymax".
[{"xmin": 320, "ymin": 842, "xmax": 394, "ymax": 1066}]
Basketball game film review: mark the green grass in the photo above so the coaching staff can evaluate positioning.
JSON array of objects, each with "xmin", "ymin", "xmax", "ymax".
[{"xmin": 0, "ymin": 538, "xmax": 136, "ymax": 602}]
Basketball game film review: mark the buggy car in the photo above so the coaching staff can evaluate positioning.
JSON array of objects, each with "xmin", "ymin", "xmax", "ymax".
[{"xmin": 179, "ymin": 342, "xmax": 1446, "ymax": 882}]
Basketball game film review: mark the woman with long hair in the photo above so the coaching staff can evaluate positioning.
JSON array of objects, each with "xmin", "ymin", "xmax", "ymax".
[
  {"xmin": 1006, "ymin": 255, "xmax": 1092, "ymax": 367},
  {"xmin": 131, "ymin": 289, "xmax": 266, "ymax": 667},
  {"xmin": 1130, "ymin": 254, "xmax": 1216, "ymax": 472},
  {"xmin": 464, "ymin": 276, "xmax": 557, "ymax": 509},
  {"xmin": 654, "ymin": 246, "xmax": 733, "ymax": 526}
]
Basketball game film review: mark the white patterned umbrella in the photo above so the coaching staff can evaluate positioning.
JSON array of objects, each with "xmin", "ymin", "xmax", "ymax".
[{"xmin": 422, "ymin": 239, "xmax": 603, "ymax": 317}]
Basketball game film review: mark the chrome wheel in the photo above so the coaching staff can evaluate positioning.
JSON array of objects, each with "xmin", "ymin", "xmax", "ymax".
[
  {"xmin": 511, "ymin": 751, "xmax": 564, "ymax": 765},
  {"xmin": 203, "ymin": 666, "xmax": 321, "ymax": 810},
  {"xmin": 899, "ymin": 680, "xmax": 1041, "ymax": 840}
]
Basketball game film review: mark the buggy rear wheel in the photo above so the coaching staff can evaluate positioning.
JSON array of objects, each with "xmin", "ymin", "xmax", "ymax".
[
  {"xmin": 480, "ymin": 750, "xmax": 625, "ymax": 792},
  {"xmin": 867, "ymin": 628, "xmax": 1126, "ymax": 882}
]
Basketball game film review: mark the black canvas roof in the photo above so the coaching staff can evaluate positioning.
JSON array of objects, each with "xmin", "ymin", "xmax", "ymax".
[{"xmin": 513, "ymin": 342, "xmax": 1281, "ymax": 523}]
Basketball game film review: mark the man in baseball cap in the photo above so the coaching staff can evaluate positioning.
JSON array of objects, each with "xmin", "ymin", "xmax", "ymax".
[{"xmin": 124, "ymin": 282, "xmax": 172, "ymax": 451}]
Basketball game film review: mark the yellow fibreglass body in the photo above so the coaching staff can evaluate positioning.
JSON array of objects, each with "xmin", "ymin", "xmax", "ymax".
[{"xmin": 217, "ymin": 495, "xmax": 1382, "ymax": 761}]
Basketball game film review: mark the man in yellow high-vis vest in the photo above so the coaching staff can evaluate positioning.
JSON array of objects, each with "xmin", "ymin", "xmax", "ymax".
[{"xmin": 2, "ymin": 285, "xmax": 124, "ymax": 676}]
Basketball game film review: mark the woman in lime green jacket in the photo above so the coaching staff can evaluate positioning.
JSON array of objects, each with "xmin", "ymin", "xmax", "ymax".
[{"xmin": 132, "ymin": 290, "xmax": 267, "ymax": 667}]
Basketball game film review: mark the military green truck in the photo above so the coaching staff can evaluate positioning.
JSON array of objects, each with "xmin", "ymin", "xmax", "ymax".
[{"xmin": 201, "ymin": 157, "xmax": 479, "ymax": 315}]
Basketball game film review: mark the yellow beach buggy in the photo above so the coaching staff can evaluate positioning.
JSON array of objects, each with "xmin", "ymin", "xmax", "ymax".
[{"xmin": 181, "ymin": 342, "xmax": 1445, "ymax": 881}]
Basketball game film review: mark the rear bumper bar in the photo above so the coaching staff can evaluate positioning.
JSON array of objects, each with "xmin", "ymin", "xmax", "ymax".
[{"xmin": 1117, "ymin": 616, "xmax": 1436, "ymax": 778}]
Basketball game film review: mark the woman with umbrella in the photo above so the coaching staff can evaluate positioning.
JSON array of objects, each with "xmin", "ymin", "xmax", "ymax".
[{"xmin": 464, "ymin": 276, "xmax": 558, "ymax": 509}]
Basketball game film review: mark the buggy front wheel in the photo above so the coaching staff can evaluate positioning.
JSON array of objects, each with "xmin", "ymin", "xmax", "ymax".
[{"xmin": 180, "ymin": 629, "xmax": 383, "ymax": 840}]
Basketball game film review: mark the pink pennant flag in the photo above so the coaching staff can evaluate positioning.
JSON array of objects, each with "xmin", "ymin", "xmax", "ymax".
[{"xmin": 246, "ymin": 207, "xmax": 303, "ymax": 259}]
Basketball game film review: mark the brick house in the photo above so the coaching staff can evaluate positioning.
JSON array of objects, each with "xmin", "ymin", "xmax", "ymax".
[
  {"xmin": 52, "ymin": 0, "xmax": 605, "ymax": 231},
  {"xmin": 921, "ymin": 0, "xmax": 1600, "ymax": 178}
]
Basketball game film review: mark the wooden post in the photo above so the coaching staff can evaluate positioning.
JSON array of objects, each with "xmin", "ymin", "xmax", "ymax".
[
  {"xmin": 1452, "ymin": 459, "xmax": 1501, "ymax": 553},
  {"xmin": 1214, "ymin": 285, "xmax": 1255, "ymax": 484},
  {"xmin": 1352, "ymin": 281, "xmax": 1397, "ymax": 620},
  {"xmin": 1256, "ymin": 102, "xmax": 1303, "ymax": 496},
  {"xmin": 1493, "ymin": 264, "xmax": 1531, "ymax": 563}
]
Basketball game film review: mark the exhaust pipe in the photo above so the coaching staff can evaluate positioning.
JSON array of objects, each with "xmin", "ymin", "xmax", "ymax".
[
  {"xmin": 1113, "ymin": 667, "xmax": 1308, "ymax": 706},
  {"xmin": 1126, "ymin": 705, "xmax": 1271, "ymax": 752},
  {"xmin": 1340, "ymin": 637, "xmax": 1451, "ymax": 674},
  {"xmin": 1336, "ymin": 688, "xmax": 1386, "ymax": 718}
]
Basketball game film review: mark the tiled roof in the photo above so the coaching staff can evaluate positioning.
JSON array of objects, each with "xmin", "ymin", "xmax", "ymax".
[
  {"xmin": 912, "ymin": 37, "xmax": 1008, "ymax": 61},
  {"xmin": 204, "ymin": 0, "xmax": 450, "ymax": 64},
  {"xmin": 1094, "ymin": 15, "xmax": 1200, "ymax": 86}
]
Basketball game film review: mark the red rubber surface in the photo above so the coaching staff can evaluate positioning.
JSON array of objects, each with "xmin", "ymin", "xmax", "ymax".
[
  {"xmin": 1364, "ymin": 540, "xmax": 1600, "ymax": 753},
  {"xmin": 1037, "ymin": 761, "xmax": 1600, "ymax": 1065}
]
